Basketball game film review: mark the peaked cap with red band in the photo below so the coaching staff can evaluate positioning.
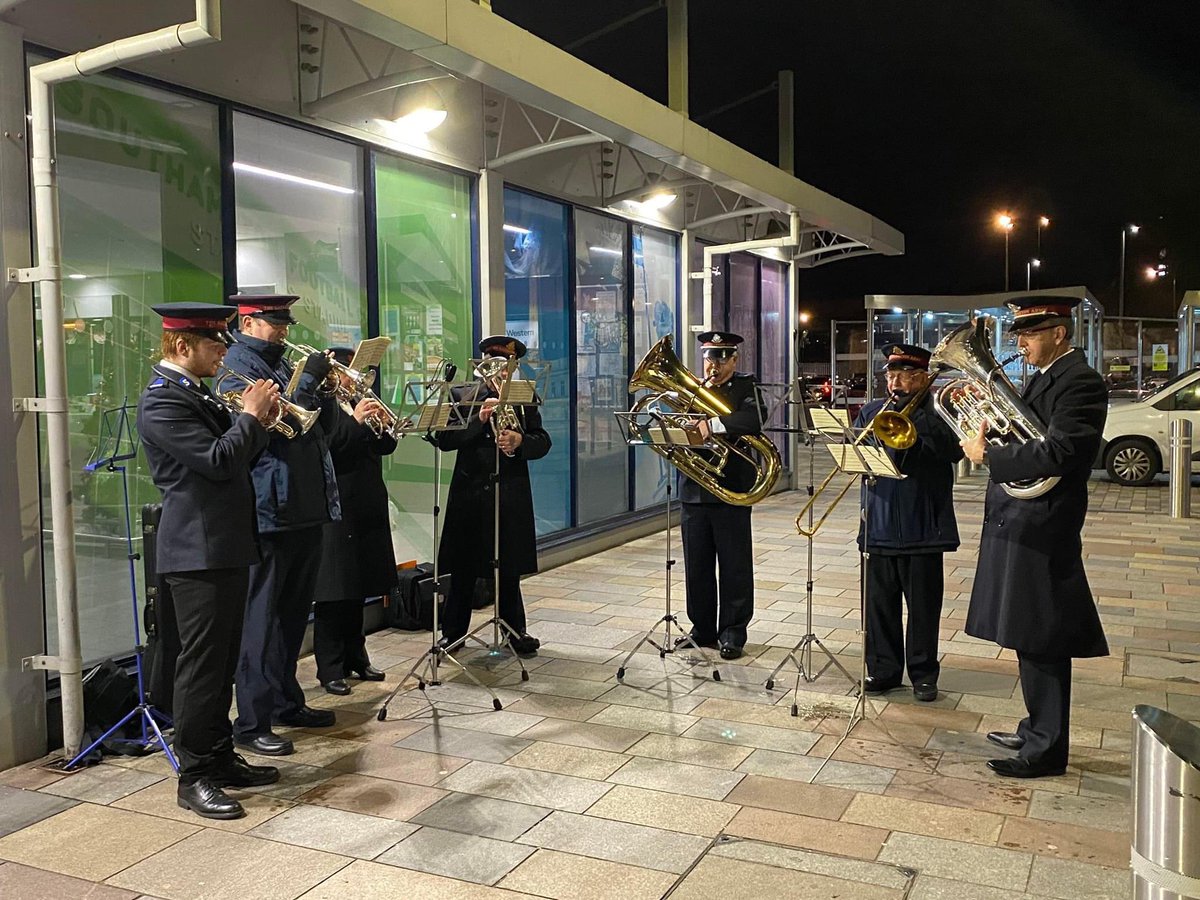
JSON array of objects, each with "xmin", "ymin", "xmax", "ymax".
[
  {"xmin": 1006, "ymin": 294, "xmax": 1081, "ymax": 333},
  {"xmin": 697, "ymin": 330, "xmax": 744, "ymax": 358},
  {"xmin": 151, "ymin": 302, "xmax": 236, "ymax": 343},
  {"xmin": 479, "ymin": 335, "xmax": 528, "ymax": 359},
  {"xmin": 880, "ymin": 342, "xmax": 931, "ymax": 371},
  {"xmin": 232, "ymin": 293, "xmax": 301, "ymax": 325}
]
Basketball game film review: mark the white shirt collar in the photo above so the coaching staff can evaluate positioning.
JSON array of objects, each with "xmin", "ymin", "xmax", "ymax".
[
  {"xmin": 158, "ymin": 359, "xmax": 204, "ymax": 384},
  {"xmin": 1038, "ymin": 347, "xmax": 1076, "ymax": 375}
]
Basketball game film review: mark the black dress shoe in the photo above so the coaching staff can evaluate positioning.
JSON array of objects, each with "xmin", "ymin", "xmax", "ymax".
[
  {"xmin": 674, "ymin": 633, "xmax": 718, "ymax": 651},
  {"xmin": 235, "ymin": 732, "xmax": 294, "ymax": 756},
  {"xmin": 350, "ymin": 666, "xmax": 385, "ymax": 681},
  {"xmin": 323, "ymin": 679, "xmax": 351, "ymax": 696},
  {"xmin": 864, "ymin": 675, "xmax": 901, "ymax": 695},
  {"xmin": 276, "ymin": 706, "xmax": 336, "ymax": 728},
  {"xmin": 986, "ymin": 731, "xmax": 1026, "ymax": 751},
  {"xmin": 509, "ymin": 633, "xmax": 540, "ymax": 658},
  {"xmin": 209, "ymin": 754, "xmax": 281, "ymax": 788},
  {"xmin": 987, "ymin": 756, "xmax": 1066, "ymax": 779},
  {"xmin": 912, "ymin": 682, "xmax": 938, "ymax": 702},
  {"xmin": 718, "ymin": 643, "xmax": 744, "ymax": 660},
  {"xmin": 177, "ymin": 779, "xmax": 245, "ymax": 820}
]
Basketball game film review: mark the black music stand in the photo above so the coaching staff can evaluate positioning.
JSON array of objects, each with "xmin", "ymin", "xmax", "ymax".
[
  {"xmin": 377, "ymin": 362, "xmax": 505, "ymax": 717},
  {"xmin": 458, "ymin": 357, "xmax": 550, "ymax": 681},
  {"xmin": 612, "ymin": 408, "xmax": 721, "ymax": 682},
  {"xmin": 59, "ymin": 404, "xmax": 178, "ymax": 772}
]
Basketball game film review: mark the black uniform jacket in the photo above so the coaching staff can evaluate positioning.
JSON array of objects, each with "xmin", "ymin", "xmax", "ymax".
[
  {"xmin": 435, "ymin": 380, "xmax": 552, "ymax": 577},
  {"xmin": 137, "ymin": 365, "xmax": 269, "ymax": 574},
  {"xmin": 679, "ymin": 372, "xmax": 767, "ymax": 505},
  {"xmin": 220, "ymin": 334, "xmax": 341, "ymax": 534},
  {"xmin": 966, "ymin": 349, "xmax": 1110, "ymax": 658},
  {"xmin": 854, "ymin": 393, "xmax": 963, "ymax": 554},
  {"xmin": 314, "ymin": 402, "xmax": 399, "ymax": 601}
]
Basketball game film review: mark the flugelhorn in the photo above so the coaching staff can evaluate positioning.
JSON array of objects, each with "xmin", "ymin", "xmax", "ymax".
[
  {"xmin": 214, "ymin": 364, "xmax": 319, "ymax": 439},
  {"xmin": 793, "ymin": 382, "xmax": 934, "ymax": 538}
]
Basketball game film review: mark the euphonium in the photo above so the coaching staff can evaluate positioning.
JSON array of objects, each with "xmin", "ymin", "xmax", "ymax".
[
  {"xmin": 629, "ymin": 336, "xmax": 781, "ymax": 506},
  {"xmin": 930, "ymin": 318, "xmax": 1060, "ymax": 500},
  {"xmin": 794, "ymin": 383, "xmax": 934, "ymax": 538},
  {"xmin": 214, "ymin": 365, "xmax": 319, "ymax": 439}
]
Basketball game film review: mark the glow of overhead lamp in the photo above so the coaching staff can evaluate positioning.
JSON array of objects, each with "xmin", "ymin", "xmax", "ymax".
[
  {"xmin": 639, "ymin": 191, "xmax": 676, "ymax": 210},
  {"xmin": 377, "ymin": 106, "xmax": 447, "ymax": 135},
  {"xmin": 892, "ymin": 307, "xmax": 904, "ymax": 313},
  {"xmin": 1031, "ymin": 258, "xmax": 1041, "ymax": 268},
  {"xmin": 924, "ymin": 312, "xmax": 935, "ymax": 320},
  {"xmin": 995, "ymin": 213, "xmax": 1013, "ymax": 230},
  {"xmin": 589, "ymin": 246, "xmax": 622, "ymax": 257},
  {"xmin": 68, "ymin": 273, "xmax": 87, "ymax": 280},
  {"xmin": 1128, "ymin": 224, "xmax": 1141, "ymax": 234},
  {"xmin": 232, "ymin": 161, "xmax": 354, "ymax": 195},
  {"xmin": 798, "ymin": 312, "xmax": 811, "ymax": 324},
  {"xmin": 1145, "ymin": 267, "xmax": 1159, "ymax": 280},
  {"xmin": 1039, "ymin": 216, "xmax": 1050, "ymax": 227},
  {"xmin": 503, "ymin": 223, "xmax": 532, "ymax": 235}
]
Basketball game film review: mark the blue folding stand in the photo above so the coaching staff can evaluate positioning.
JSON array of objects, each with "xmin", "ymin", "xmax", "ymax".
[{"xmin": 61, "ymin": 404, "xmax": 177, "ymax": 772}]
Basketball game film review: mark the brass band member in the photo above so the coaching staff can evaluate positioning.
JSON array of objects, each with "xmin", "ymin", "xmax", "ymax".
[
  {"xmin": 312, "ymin": 348, "xmax": 396, "ymax": 694},
  {"xmin": 960, "ymin": 296, "xmax": 1109, "ymax": 778},
  {"xmin": 679, "ymin": 331, "xmax": 765, "ymax": 660},
  {"xmin": 137, "ymin": 303, "xmax": 281, "ymax": 819},
  {"xmin": 219, "ymin": 295, "xmax": 341, "ymax": 756},
  {"xmin": 854, "ymin": 344, "xmax": 962, "ymax": 702},
  {"xmin": 435, "ymin": 336, "xmax": 551, "ymax": 656}
]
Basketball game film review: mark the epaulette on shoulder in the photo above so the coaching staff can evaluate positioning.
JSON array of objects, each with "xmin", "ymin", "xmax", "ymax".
[{"xmin": 148, "ymin": 378, "xmax": 166, "ymax": 389}]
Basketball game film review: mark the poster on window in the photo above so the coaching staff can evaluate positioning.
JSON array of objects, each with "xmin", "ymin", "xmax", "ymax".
[{"xmin": 1152, "ymin": 343, "xmax": 1169, "ymax": 372}]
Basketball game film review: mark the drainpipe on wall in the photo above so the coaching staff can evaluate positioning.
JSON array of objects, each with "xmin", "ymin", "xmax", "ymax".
[{"xmin": 12, "ymin": 0, "xmax": 223, "ymax": 759}]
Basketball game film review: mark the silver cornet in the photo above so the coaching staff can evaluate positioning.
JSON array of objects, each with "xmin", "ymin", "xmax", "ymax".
[
  {"xmin": 215, "ymin": 365, "xmax": 319, "ymax": 439},
  {"xmin": 282, "ymin": 339, "xmax": 375, "ymax": 398}
]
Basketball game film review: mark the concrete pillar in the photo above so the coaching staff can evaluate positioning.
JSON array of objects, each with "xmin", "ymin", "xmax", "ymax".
[
  {"xmin": 477, "ymin": 168, "xmax": 506, "ymax": 339},
  {"xmin": 0, "ymin": 20, "xmax": 49, "ymax": 769},
  {"xmin": 667, "ymin": 0, "xmax": 688, "ymax": 116}
]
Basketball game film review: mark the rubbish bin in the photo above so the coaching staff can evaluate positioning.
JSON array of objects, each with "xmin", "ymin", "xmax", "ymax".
[{"xmin": 1132, "ymin": 705, "xmax": 1200, "ymax": 898}]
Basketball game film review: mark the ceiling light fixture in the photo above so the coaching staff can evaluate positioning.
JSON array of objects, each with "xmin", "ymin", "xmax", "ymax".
[
  {"xmin": 503, "ymin": 224, "xmax": 532, "ymax": 235},
  {"xmin": 589, "ymin": 246, "xmax": 622, "ymax": 257},
  {"xmin": 376, "ymin": 106, "xmax": 447, "ymax": 136},
  {"xmin": 232, "ymin": 162, "xmax": 355, "ymax": 195},
  {"xmin": 638, "ymin": 191, "xmax": 676, "ymax": 210}
]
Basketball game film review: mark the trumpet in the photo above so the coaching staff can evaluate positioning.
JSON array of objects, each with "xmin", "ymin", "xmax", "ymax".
[
  {"xmin": 282, "ymin": 339, "xmax": 376, "ymax": 398},
  {"xmin": 214, "ymin": 364, "xmax": 319, "ymax": 439},
  {"xmin": 794, "ymin": 381, "xmax": 934, "ymax": 538}
]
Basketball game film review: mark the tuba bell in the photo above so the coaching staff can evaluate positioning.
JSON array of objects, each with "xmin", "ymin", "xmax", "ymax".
[
  {"xmin": 930, "ymin": 318, "xmax": 1060, "ymax": 499},
  {"xmin": 629, "ymin": 336, "xmax": 781, "ymax": 506}
]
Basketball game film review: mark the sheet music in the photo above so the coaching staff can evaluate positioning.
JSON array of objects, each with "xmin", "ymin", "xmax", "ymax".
[
  {"xmin": 504, "ymin": 379, "xmax": 537, "ymax": 404},
  {"xmin": 810, "ymin": 407, "xmax": 851, "ymax": 434},
  {"xmin": 826, "ymin": 444, "xmax": 903, "ymax": 478},
  {"xmin": 350, "ymin": 336, "xmax": 392, "ymax": 371}
]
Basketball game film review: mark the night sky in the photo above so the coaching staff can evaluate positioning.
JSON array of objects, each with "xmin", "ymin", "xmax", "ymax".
[{"xmin": 493, "ymin": 0, "xmax": 1200, "ymax": 324}]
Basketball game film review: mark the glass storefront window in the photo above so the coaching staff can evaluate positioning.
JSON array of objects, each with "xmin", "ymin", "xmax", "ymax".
[
  {"xmin": 37, "ymin": 70, "xmax": 223, "ymax": 663},
  {"xmin": 574, "ymin": 209, "xmax": 628, "ymax": 524},
  {"xmin": 504, "ymin": 190, "xmax": 571, "ymax": 534},
  {"xmin": 232, "ymin": 113, "xmax": 365, "ymax": 351},
  {"xmin": 631, "ymin": 226, "xmax": 678, "ymax": 508},
  {"xmin": 374, "ymin": 154, "xmax": 475, "ymax": 561},
  {"xmin": 759, "ymin": 260, "xmax": 788, "ymax": 465},
  {"xmin": 727, "ymin": 254, "xmax": 759, "ymax": 374}
]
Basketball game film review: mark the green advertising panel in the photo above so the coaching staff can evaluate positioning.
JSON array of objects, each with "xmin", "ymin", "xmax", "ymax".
[
  {"xmin": 35, "ymin": 64, "xmax": 223, "ymax": 664},
  {"xmin": 374, "ymin": 153, "xmax": 475, "ymax": 564}
]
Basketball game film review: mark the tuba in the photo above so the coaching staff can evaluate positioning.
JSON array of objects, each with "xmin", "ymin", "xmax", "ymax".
[
  {"xmin": 930, "ymin": 318, "xmax": 1060, "ymax": 499},
  {"xmin": 629, "ymin": 336, "xmax": 781, "ymax": 506}
]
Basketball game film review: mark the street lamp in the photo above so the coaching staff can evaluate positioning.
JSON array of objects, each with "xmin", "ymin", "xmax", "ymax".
[
  {"xmin": 1118, "ymin": 223, "xmax": 1140, "ymax": 321},
  {"xmin": 1026, "ymin": 258, "xmax": 1041, "ymax": 291},
  {"xmin": 995, "ymin": 213, "xmax": 1014, "ymax": 291}
]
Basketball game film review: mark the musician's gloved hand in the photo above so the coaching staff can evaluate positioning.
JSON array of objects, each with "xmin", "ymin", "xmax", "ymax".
[{"xmin": 303, "ymin": 352, "xmax": 333, "ymax": 382}]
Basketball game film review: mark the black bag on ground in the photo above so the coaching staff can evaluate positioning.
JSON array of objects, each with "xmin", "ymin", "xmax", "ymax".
[
  {"xmin": 471, "ymin": 576, "xmax": 494, "ymax": 610},
  {"xmin": 141, "ymin": 503, "xmax": 180, "ymax": 716},
  {"xmin": 388, "ymin": 563, "xmax": 438, "ymax": 631},
  {"xmin": 77, "ymin": 659, "xmax": 140, "ymax": 761}
]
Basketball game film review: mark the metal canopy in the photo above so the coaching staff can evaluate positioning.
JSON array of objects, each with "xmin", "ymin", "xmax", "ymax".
[
  {"xmin": 299, "ymin": 0, "xmax": 903, "ymax": 263},
  {"xmin": 865, "ymin": 286, "xmax": 1102, "ymax": 314}
]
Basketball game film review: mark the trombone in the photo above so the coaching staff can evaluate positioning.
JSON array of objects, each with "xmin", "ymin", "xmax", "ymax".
[
  {"xmin": 214, "ymin": 364, "xmax": 319, "ymax": 439},
  {"xmin": 794, "ymin": 382, "xmax": 932, "ymax": 538}
]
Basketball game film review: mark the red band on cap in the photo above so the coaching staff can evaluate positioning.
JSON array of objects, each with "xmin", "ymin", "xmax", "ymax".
[
  {"xmin": 238, "ymin": 304, "xmax": 292, "ymax": 315},
  {"xmin": 161, "ymin": 317, "xmax": 229, "ymax": 331},
  {"xmin": 1014, "ymin": 304, "xmax": 1071, "ymax": 319},
  {"xmin": 887, "ymin": 353, "xmax": 926, "ymax": 366}
]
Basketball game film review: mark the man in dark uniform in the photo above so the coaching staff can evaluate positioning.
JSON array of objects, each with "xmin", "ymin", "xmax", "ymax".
[
  {"xmin": 219, "ymin": 295, "xmax": 341, "ymax": 756},
  {"xmin": 313, "ymin": 348, "xmax": 396, "ymax": 695},
  {"xmin": 137, "ymin": 303, "xmax": 281, "ymax": 819},
  {"xmin": 679, "ymin": 331, "xmax": 766, "ymax": 660},
  {"xmin": 960, "ymin": 296, "xmax": 1109, "ymax": 778},
  {"xmin": 436, "ymin": 335, "xmax": 551, "ymax": 656},
  {"xmin": 855, "ymin": 343, "xmax": 963, "ymax": 702}
]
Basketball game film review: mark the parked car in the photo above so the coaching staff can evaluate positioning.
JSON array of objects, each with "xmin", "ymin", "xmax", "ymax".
[{"xmin": 1097, "ymin": 367, "xmax": 1200, "ymax": 486}]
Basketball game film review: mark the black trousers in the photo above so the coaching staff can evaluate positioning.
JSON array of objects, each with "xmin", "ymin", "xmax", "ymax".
[
  {"xmin": 864, "ymin": 552, "xmax": 944, "ymax": 684},
  {"xmin": 164, "ymin": 568, "xmax": 247, "ymax": 785},
  {"xmin": 442, "ymin": 569, "xmax": 526, "ymax": 645},
  {"xmin": 234, "ymin": 526, "xmax": 323, "ymax": 739},
  {"xmin": 681, "ymin": 502, "xmax": 754, "ymax": 647},
  {"xmin": 313, "ymin": 598, "xmax": 371, "ymax": 684},
  {"xmin": 1016, "ymin": 651, "xmax": 1072, "ymax": 768}
]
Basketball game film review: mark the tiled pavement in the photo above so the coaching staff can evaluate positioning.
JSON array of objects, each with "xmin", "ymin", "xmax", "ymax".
[{"xmin": 3, "ymin": 469, "xmax": 1199, "ymax": 899}]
